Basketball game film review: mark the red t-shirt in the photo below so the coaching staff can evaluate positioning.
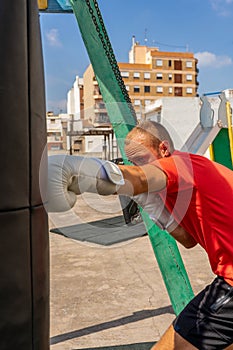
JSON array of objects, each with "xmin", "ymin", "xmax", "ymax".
[{"xmin": 152, "ymin": 151, "xmax": 233, "ymax": 285}]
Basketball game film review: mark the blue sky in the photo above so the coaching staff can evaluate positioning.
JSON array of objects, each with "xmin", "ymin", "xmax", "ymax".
[{"xmin": 39, "ymin": 0, "xmax": 233, "ymax": 113}]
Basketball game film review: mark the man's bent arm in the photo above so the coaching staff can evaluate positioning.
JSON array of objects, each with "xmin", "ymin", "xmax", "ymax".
[{"xmin": 168, "ymin": 224, "xmax": 197, "ymax": 249}]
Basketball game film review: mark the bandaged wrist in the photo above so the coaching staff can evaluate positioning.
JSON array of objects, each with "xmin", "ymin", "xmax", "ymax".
[{"xmin": 133, "ymin": 192, "xmax": 175, "ymax": 231}]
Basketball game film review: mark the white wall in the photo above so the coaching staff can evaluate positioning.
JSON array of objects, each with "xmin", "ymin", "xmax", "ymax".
[
  {"xmin": 67, "ymin": 75, "xmax": 83, "ymax": 121},
  {"xmin": 146, "ymin": 97, "xmax": 201, "ymax": 150},
  {"xmin": 67, "ymin": 88, "xmax": 74, "ymax": 115},
  {"xmin": 84, "ymin": 135, "xmax": 103, "ymax": 154}
]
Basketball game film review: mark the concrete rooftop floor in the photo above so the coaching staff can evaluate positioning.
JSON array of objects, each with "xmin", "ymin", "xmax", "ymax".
[{"xmin": 48, "ymin": 193, "xmax": 215, "ymax": 350}]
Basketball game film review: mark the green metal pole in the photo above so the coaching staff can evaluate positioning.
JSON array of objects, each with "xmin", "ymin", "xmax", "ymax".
[
  {"xmin": 211, "ymin": 100, "xmax": 233, "ymax": 170},
  {"xmin": 226, "ymin": 101, "xmax": 233, "ymax": 168},
  {"xmin": 212, "ymin": 128, "xmax": 233, "ymax": 170},
  {"xmin": 70, "ymin": 0, "xmax": 194, "ymax": 314}
]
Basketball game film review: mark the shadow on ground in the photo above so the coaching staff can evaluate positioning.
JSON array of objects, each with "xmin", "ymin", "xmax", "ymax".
[
  {"xmin": 50, "ymin": 305, "xmax": 173, "ymax": 345},
  {"xmin": 73, "ymin": 342, "xmax": 155, "ymax": 349}
]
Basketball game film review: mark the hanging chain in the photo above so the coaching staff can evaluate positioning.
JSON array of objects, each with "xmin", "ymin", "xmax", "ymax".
[{"xmin": 85, "ymin": 0, "xmax": 137, "ymax": 121}]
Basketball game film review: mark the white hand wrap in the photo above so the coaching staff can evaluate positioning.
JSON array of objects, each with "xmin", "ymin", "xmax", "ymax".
[
  {"xmin": 47, "ymin": 155, "xmax": 124, "ymax": 212},
  {"xmin": 132, "ymin": 192, "xmax": 176, "ymax": 232}
]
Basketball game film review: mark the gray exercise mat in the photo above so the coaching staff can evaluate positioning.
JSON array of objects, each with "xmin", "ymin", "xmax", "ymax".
[{"xmin": 50, "ymin": 216, "xmax": 147, "ymax": 246}]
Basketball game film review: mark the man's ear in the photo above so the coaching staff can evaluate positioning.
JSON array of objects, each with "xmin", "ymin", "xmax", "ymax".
[{"xmin": 159, "ymin": 140, "xmax": 171, "ymax": 157}]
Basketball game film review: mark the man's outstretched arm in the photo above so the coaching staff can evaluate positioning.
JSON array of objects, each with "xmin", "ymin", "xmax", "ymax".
[
  {"xmin": 117, "ymin": 164, "xmax": 167, "ymax": 196},
  {"xmin": 46, "ymin": 156, "xmax": 166, "ymax": 212}
]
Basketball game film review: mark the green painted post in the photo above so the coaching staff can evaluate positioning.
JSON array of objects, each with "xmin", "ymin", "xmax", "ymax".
[
  {"xmin": 212, "ymin": 129, "xmax": 233, "ymax": 170},
  {"xmin": 70, "ymin": 0, "xmax": 194, "ymax": 314},
  {"xmin": 211, "ymin": 102, "xmax": 233, "ymax": 170},
  {"xmin": 141, "ymin": 212, "xmax": 194, "ymax": 314}
]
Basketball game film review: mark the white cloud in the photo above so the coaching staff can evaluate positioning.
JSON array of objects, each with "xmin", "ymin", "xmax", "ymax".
[
  {"xmin": 209, "ymin": 0, "xmax": 233, "ymax": 16},
  {"xmin": 195, "ymin": 51, "xmax": 232, "ymax": 68},
  {"xmin": 46, "ymin": 29, "xmax": 62, "ymax": 47}
]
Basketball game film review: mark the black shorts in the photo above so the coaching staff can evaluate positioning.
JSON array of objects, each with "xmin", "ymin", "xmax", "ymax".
[{"xmin": 173, "ymin": 276, "xmax": 233, "ymax": 350}]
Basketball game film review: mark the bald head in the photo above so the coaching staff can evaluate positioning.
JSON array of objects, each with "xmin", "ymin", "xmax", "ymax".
[
  {"xmin": 125, "ymin": 120, "xmax": 175, "ymax": 153},
  {"xmin": 124, "ymin": 121, "xmax": 175, "ymax": 166}
]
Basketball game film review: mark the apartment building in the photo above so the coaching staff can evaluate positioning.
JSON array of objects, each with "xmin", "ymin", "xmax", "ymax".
[
  {"xmin": 83, "ymin": 65, "xmax": 110, "ymax": 125},
  {"xmin": 82, "ymin": 40, "xmax": 199, "ymax": 121},
  {"xmin": 46, "ymin": 112, "xmax": 69, "ymax": 151},
  {"xmin": 65, "ymin": 40, "xmax": 198, "ymax": 156}
]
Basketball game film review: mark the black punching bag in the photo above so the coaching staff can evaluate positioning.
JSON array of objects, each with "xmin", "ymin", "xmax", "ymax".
[{"xmin": 0, "ymin": 1, "xmax": 49, "ymax": 349}]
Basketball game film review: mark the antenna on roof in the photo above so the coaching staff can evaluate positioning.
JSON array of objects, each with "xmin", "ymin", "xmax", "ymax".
[
  {"xmin": 132, "ymin": 35, "xmax": 136, "ymax": 46},
  {"xmin": 144, "ymin": 28, "xmax": 148, "ymax": 45}
]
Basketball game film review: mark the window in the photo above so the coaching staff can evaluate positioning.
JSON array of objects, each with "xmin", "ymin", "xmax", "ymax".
[
  {"xmin": 94, "ymin": 87, "xmax": 101, "ymax": 95},
  {"xmin": 125, "ymin": 85, "xmax": 130, "ymax": 91},
  {"xmin": 144, "ymin": 86, "xmax": 150, "ymax": 93},
  {"xmin": 168, "ymin": 74, "xmax": 172, "ymax": 80},
  {"xmin": 144, "ymin": 72, "xmax": 151, "ymax": 79},
  {"xmin": 168, "ymin": 87, "xmax": 173, "ymax": 94},
  {"xmin": 174, "ymin": 60, "xmax": 182, "ymax": 70},
  {"xmin": 133, "ymin": 72, "xmax": 140, "ymax": 78},
  {"xmin": 186, "ymin": 87, "xmax": 193, "ymax": 94},
  {"xmin": 88, "ymin": 140, "xmax": 93, "ymax": 150},
  {"xmin": 97, "ymin": 113, "xmax": 109, "ymax": 123},
  {"xmin": 95, "ymin": 102, "xmax": 105, "ymax": 109},
  {"xmin": 168, "ymin": 60, "xmax": 172, "ymax": 67},
  {"xmin": 100, "ymin": 113, "xmax": 108, "ymax": 120},
  {"xmin": 186, "ymin": 74, "xmax": 192, "ymax": 81},
  {"xmin": 156, "ymin": 73, "xmax": 163, "ymax": 80},
  {"xmin": 121, "ymin": 71, "xmax": 129, "ymax": 78},
  {"xmin": 134, "ymin": 86, "xmax": 140, "ymax": 93},
  {"xmin": 145, "ymin": 100, "xmax": 151, "ymax": 106},
  {"xmin": 175, "ymin": 87, "xmax": 182, "ymax": 96},
  {"xmin": 174, "ymin": 74, "xmax": 182, "ymax": 83},
  {"xmin": 134, "ymin": 99, "xmax": 141, "ymax": 106},
  {"xmin": 156, "ymin": 59, "xmax": 163, "ymax": 66},
  {"xmin": 186, "ymin": 61, "xmax": 193, "ymax": 68},
  {"xmin": 157, "ymin": 86, "xmax": 163, "ymax": 93}
]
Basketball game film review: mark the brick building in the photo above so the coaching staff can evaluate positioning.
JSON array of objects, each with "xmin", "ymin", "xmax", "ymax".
[{"xmin": 82, "ymin": 40, "xmax": 199, "ymax": 122}]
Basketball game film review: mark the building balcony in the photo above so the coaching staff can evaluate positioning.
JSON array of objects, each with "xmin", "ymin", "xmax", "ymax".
[
  {"xmin": 94, "ymin": 103, "xmax": 106, "ymax": 113},
  {"xmin": 47, "ymin": 125, "xmax": 62, "ymax": 132},
  {"xmin": 94, "ymin": 108, "xmax": 107, "ymax": 113},
  {"xmin": 47, "ymin": 136, "xmax": 62, "ymax": 142},
  {"xmin": 93, "ymin": 93, "xmax": 102, "ymax": 99}
]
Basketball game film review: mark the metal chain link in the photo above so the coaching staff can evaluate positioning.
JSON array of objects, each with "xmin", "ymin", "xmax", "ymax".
[{"xmin": 85, "ymin": 0, "xmax": 137, "ymax": 121}]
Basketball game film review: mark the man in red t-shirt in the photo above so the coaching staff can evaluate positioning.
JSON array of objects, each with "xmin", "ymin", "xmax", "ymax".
[
  {"xmin": 117, "ymin": 120, "xmax": 233, "ymax": 350},
  {"xmin": 47, "ymin": 119, "xmax": 233, "ymax": 349}
]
